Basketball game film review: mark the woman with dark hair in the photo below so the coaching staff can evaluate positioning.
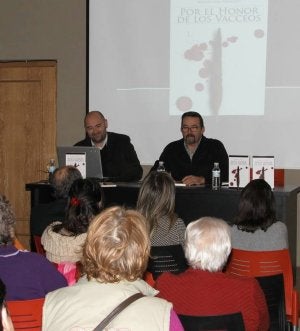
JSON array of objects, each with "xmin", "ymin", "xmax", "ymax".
[
  {"xmin": 41, "ymin": 177, "xmax": 104, "ymax": 264},
  {"xmin": 231, "ymin": 179, "xmax": 288, "ymax": 250}
]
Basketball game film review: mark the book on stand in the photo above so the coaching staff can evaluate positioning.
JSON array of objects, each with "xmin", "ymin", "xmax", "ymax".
[
  {"xmin": 252, "ymin": 156, "xmax": 275, "ymax": 188},
  {"xmin": 228, "ymin": 155, "xmax": 250, "ymax": 188}
]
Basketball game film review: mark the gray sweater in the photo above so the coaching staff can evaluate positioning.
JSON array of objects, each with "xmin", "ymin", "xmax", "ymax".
[{"xmin": 230, "ymin": 221, "xmax": 288, "ymax": 251}]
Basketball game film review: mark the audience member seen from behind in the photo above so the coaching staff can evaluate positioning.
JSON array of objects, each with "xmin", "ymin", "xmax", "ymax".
[
  {"xmin": 156, "ymin": 217, "xmax": 269, "ymax": 331},
  {"xmin": 151, "ymin": 111, "xmax": 228, "ymax": 186},
  {"xmin": 0, "ymin": 194, "xmax": 67, "ymax": 301},
  {"xmin": 74, "ymin": 110, "xmax": 143, "ymax": 181},
  {"xmin": 42, "ymin": 206, "xmax": 183, "ymax": 331},
  {"xmin": 0, "ymin": 195, "xmax": 24, "ymax": 250},
  {"xmin": 0, "ymin": 278, "xmax": 14, "ymax": 331},
  {"xmin": 41, "ymin": 177, "xmax": 104, "ymax": 264},
  {"xmin": 30, "ymin": 165, "xmax": 82, "ymax": 238},
  {"xmin": 137, "ymin": 171, "xmax": 187, "ymax": 279},
  {"xmin": 231, "ymin": 179, "xmax": 288, "ymax": 250}
]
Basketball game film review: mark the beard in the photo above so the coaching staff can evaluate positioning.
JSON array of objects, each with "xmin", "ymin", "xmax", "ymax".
[
  {"xmin": 185, "ymin": 134, "xmax": 196, "ymax": 145},
  {"xmin": 91, "ymin": 132, "xmax": 106, "ymax": 144}
]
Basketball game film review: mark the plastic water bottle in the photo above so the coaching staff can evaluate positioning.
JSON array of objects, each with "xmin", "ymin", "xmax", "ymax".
[
  {"xmin": 157, "ymin": 161, "xmax": 166, "ymax": 172},
  {"xmin": 212, "ymin": 162, "xmax": 221, "ymax": 190},
  {"xmin": 48, "ymin": 159, "xmax": 56, "ymax": 182}
]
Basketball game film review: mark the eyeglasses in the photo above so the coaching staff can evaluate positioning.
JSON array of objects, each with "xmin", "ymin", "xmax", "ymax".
[{"xmin": 181, "ymin": 126, "xmax": 200, "ymax": 132}]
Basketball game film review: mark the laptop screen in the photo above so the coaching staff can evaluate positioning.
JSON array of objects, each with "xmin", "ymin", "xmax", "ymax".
[{"xmin": 57, "ymin": 146, "xmax": 103, "ymax": 179}]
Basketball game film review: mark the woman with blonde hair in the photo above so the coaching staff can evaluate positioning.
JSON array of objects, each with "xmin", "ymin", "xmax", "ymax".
[
  {"xmin": 137, "ymin": 171, "xmax": 187, "ymax": 279},
  {"xmin": 42, "ymin": 206, "xmax": 183, "ymax": 331}
]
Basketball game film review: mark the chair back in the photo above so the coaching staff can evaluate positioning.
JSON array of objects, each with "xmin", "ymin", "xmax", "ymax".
[
  {"xmin": 256, "ymin": 274, "xmax": 287, "ymax": 331},
  {"xmin": 178, "ymin": 312, "xmax": 245, "ymax": 331},
  {"xmin": 147, "ymin": 244, "xmax": 188, "ymax": 280},
  {"xmin": 7, "ymin": 298, "xmax": 44, "ymax": 331},
  {"xmin": 33, "ymin": 236, "xmax": 46, "ymax": 256},
  {"xmin": 225, "ymin": 248, "xmax": 298, "ymax": 327}
]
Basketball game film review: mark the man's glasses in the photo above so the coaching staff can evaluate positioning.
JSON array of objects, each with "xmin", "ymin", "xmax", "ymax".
[{"xmin": 181, "ymin": 126, "xmax": 200, "ymax": 132}]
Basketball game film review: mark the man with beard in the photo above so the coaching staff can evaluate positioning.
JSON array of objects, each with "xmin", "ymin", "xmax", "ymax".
[
  {"xmin": 74, "ymin": 111, "xmax": 143, "ymax": 182},
  {"xmin": 152, "ymin": 112, "xmax": 228, "ymax": 186}
]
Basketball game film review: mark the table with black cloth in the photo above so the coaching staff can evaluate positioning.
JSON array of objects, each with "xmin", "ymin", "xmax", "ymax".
[{"xmin": 25, "ymin": 181, "xmax": 300, "ymax": 278}]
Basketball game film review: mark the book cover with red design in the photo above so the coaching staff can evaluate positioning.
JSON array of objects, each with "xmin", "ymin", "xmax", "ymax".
[
  {"xmin": 252, "ymin": 156, "xmax": 274, "ymax": 188},
  {"xmin": 229, "ymin": 155, "xmax": 250, "ymax": 188}
]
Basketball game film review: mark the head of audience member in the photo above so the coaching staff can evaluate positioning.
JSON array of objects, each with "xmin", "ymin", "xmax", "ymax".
[
  {"xmin": 181, "ymin": 111, "xmax": 205, "ymax": 147},
  {"xmin": 0, "ymin": 195, "xmax": 16, "ymax": 247},
  {"xmin": 0, "ymin": 279, "xmax": 14, "ymax": 331},
  {"xmin": 136, "ymin": 171, "xmax": 177, "ymax": 236},
  {"xmin": 50, "ymin": 165, "xmax": 83, "ymax": 199},
  {"xmin": 84, "ymin": 111, "xmax": 108, "ymax": 147},
  {"xmin": 234, "ymin": 179, "xmax": 276, "ymax": 233},
  {"xmin": 185, "ymin": 217, "xmax": 231, "ymax": 273},
  {"xmin": 82, "ymin": 206, "xmax": 150, "ymax": 283},
  {"xmin": 52, "ymin": 177, "xmax": 104, "ymax": 235}
]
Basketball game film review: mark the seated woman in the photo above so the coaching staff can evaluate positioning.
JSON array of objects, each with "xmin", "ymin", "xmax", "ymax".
[
  {"xmin": 231, "ymin": 179, "xmax": 288, "ymax": 250},
  {"xmin": 0, "ymin": 194, "xmax": 67, "ymax": 300},
  {"xmin": 0, "ymin": 278, "xmax": 14, "ymax": 331},
  {"xmin": 42, "ymin": 206, "xmax": 183, "ymax": 331},
  {"xmin": 136, "ymin": 171, "xmax": 187, "ymax": 279},
  {"xmin": 156, "ymin": 217, "xmax": 270, "ymax": 331},
  {"xmin": 41, "ymin": 177, "xmax": 104, "ymax": 264}
]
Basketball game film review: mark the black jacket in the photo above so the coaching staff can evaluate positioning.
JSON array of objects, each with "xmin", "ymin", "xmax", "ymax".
[
  {"xmin": 152, "ymin": 136, "xmax": 228, "ymax": 185},
  {"xmin": 75, "ymin": 132, "xmax": 143, "ymax": 182}
]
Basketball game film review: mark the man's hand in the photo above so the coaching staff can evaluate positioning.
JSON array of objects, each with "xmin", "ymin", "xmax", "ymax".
[{"xmin": 182, "ymin": 175, "xmax": 205, "ymax": 186}]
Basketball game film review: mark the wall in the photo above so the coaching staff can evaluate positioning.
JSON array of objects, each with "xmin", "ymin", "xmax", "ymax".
[
  {"xmin": 1, "ymin": 0, "xmax": 300, "ymax": 180},
  {"xmin": 1, "ymin": 0, "xmax": 300, "ymax": 264},
  {"xmin": 0, "ymin": 0, "xmax": 87, "ymax": 147}
]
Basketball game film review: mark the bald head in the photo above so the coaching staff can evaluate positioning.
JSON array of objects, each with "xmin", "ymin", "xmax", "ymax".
[
  {"xmin": 84, "ymin": 111, "xmax": 105, "ymax": 125},
  {"xmin": 84, "ymin": 111, "xmax": 108, "ymax": 147},
  {"xmin": 51, "ymin": 166, "xmax": 83, "ymax": 199}
]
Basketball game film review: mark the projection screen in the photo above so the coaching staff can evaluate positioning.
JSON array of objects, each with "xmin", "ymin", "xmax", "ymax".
[{"xmin": 88, "ymin": 0, "xmax": 300, "ymax": 168}]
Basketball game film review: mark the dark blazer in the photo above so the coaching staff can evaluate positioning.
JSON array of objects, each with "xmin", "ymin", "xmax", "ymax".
[
  {"xmin": 152, "ymin": 136, "xmax": 228, "ymax": 184},
  {"xmin": 75, "ymin": 132, "xmax": 143, "ymax": 182}
]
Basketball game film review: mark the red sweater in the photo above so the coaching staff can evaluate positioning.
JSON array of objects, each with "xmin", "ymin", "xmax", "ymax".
[{"xmin": 156, "ymin": 268, "xmax": 269, "ymax": 331}]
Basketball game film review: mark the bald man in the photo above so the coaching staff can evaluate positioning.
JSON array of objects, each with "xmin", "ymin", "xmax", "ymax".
[{"xmin": 75, "ymin": 111, "xmax": 143, "ymax": 182}]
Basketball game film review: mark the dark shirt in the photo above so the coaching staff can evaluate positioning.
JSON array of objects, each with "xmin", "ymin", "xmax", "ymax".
[
  {"xmin": 75, "ymin": 132, "xmax": 143, "ymax": 182},
  {"xmin": 152, "ymin": 136, "xmax": 228, "ymax": 184}
]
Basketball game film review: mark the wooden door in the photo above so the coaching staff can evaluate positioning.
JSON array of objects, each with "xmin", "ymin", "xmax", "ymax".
[{"xmin": 0, "ymin": 61, "xmax": 57, "ymax": 248}]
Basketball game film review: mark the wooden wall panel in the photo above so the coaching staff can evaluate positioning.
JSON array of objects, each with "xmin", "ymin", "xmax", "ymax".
[{"xmin": 0, "ymin": 61, "xmax": 56, "ymax": 249}]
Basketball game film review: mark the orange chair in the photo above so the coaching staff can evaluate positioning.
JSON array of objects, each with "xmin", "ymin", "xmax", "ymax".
[
  {"xmin": 33, "ymin": 236, "xmax": 46, "ymax": 256},
  {"xmin": 13, "ymin": 237, "xmax": 26, "ymax": 250},
  {"xmin": 225, "ymin": 248, "xmax": 299, "ymax": 330},
  {"xmin": 143, "ymin": 271, "xmax": 156, "ymax": 287},
  {"xmin": 6, "ymin": 298, "xmax": 44, "ymax": 331}
]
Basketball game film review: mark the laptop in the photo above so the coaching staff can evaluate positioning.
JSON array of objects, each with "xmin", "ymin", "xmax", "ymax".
[{"xmin": 57, "ymin": 146, "xmax": 103, "ymax": 179}]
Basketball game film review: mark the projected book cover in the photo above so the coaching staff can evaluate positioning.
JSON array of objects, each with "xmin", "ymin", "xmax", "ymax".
[{"xmin": 170, "ymin": 0, "xmax": 268, "ymax": 116}]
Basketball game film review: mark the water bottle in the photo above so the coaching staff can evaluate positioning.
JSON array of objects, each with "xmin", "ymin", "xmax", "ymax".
[
  {"xmin": 157, "ymin": 161, "xmax": 166, "ymax": 172},
  {"xmin": 48, "ymin": 159, "xmax": 56, "ymax": 182},
  {"xmin": 212, "ymin": 162, "xmax": 221, "ymax": 190}
]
